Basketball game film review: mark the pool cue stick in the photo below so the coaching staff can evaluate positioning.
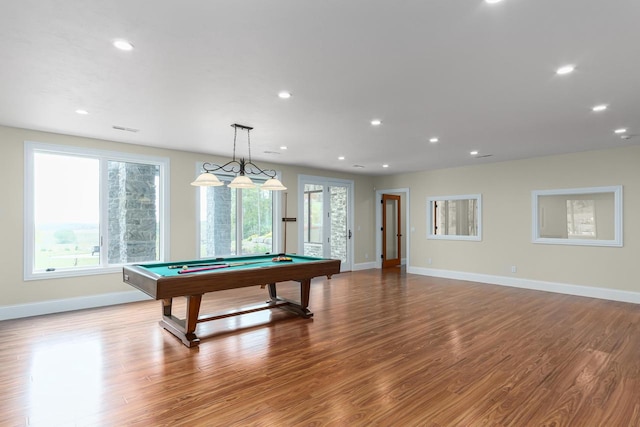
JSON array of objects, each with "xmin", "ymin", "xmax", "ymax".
[
  {"xmin": 227, "ymin": 260, "xmax": 273, "ymax": 267},
  {"xmin": 178, "ymin": 260, "xmax": 275, "ymax": 274},
  {"xmin": 283, "ymin": 192, "xmax": 288, "ymax": 253},
  {"xmin": 168, "ymin": 262, "xmax": 225, "ymax": 269},
  {"xmin": 178, "ymin": 264, "xmax": 229, "ymax": 274}
]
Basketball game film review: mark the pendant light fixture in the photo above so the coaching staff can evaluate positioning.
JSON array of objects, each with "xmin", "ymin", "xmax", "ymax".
[{"xmin": 191, "ymin": 124, "xmax": 286, "ymax": 191}]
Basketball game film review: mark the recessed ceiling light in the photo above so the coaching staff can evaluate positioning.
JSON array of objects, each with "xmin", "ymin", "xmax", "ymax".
[
  {"xmin": 370, "ymin": 119, "xmax": 382, "ymax": 126},
  {"xmin": 429, "ymin": 137, "xmax": 439, "ymax": 143},
  {"xmin": 556, "ymin": 65, "xmax": 575, "ymax": 75},
  {"xmin": 382, "ymin": 164, "xmax": 389, "ymax": 168},
  {"xmin": 278, "ymin": 91, "xmax": 291, "ymax": 99},
  {"xmin": 485, "ymin": 0, "xmax": 503, "ymax": 4},
  {"xmin": 470, "ymin": 151, "xmax": 479, "ymax": 155},
  {"xmin": 280, "ymin": 146, "xmax": 288, "ymax": 150},
  {"xmin": 113, "ymin": 39, "xmax": 134, "ymax": 51},
  {"xmin": 338, "ymin": 156, "xmax": 345, "ymax": 160},
  {"xmin": 75, "ymin": 109, "xmax": 89, "ymax": 115},
  {"xmin": 614, "ymin": 128, "xmax": 627, "ymax": 134},
  {"xmin": 592, "ymin": 104, "xmax": 608, "ymax": 112}
]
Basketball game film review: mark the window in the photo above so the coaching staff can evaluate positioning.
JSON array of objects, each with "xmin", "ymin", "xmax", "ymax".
[
  {"xmin": 303, "ymin": 185, "xmax": 323, "ymax": 244},
  {"xmin": 24, "ymin": 142, "xmax": 170, "ymax": 279},
  {"xmin": 532, "ymin": 186, "xmax": 622, "ymax": 247},
  {"xmin": 198, "ymin": 174, "xmax": 279, "ymax": 257},
  {"xmin": 427, "ymin": 194, "xmax": 482, "ymax": 241}
]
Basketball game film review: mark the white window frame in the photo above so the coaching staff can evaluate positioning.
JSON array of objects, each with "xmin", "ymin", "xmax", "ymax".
[
  {"xmin": 532, "ymin": 185, "xmax": 623, "ymax": 247},
  {"xmin": 194, "ymin": 165, "xmax": 283, "ymax": 258},
  {"xmin": 24, "ymin": 141, "xmax": 170, "ymax": 280},
  {"xmin": 427, "ymin": 194, "xmax": 482, "ymax": 241}
]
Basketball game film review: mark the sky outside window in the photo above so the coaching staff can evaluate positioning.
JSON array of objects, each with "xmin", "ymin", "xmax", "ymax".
[{"xmin": 34, "ymin": 153, "xmax": 99, "ymax": 225}]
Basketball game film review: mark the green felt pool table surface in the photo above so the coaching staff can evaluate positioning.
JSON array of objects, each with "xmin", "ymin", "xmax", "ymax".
[{"xmin": 140, "ymin": 253, "xmax": 325, "ymax": 277}]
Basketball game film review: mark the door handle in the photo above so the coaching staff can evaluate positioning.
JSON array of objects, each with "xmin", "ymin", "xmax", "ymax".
[{"xmin": 348, "ymin": 230, "xmax": 352, "ymax": 239}]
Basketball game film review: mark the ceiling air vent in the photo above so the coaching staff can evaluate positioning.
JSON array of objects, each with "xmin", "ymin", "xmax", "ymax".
[
  {"xmin": 112, "ymin": 125, "xmax": 140, "ymax": 133},
  {"xmin": 474, "ymin": 154, "xmax": 493, "ymax": 159},
  {"xmin": 352, "ymin": 164, "xmax": 365, "ymax": 168}
]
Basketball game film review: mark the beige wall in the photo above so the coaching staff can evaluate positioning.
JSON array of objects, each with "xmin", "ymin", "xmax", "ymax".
[
  {"xmin": 1, "ymin": 125, "xmax": 375, "ymax": 306},
  {"xmin": 373, "ymin": 145, "xmax": 640, "ymax": 292}
]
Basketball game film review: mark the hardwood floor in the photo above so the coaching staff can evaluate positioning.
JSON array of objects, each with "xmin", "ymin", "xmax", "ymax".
[{"xmin": 1, "ymin": 268, "xmax": 639, "ymax": 426}]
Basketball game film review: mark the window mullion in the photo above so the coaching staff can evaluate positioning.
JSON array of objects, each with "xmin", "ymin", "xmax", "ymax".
[{"xmin": 99, "ymin": 158, "xmax": 109, "ymax": 267}]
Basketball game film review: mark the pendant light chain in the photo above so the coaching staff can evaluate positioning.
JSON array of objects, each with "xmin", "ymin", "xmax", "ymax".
[
  {"xmin": 232, "ymin": 125, "xmax": 238, "ymax": 162},
  {"xmin": 247, "ymin": 127, "xmax": 252, "ymax": 163}
]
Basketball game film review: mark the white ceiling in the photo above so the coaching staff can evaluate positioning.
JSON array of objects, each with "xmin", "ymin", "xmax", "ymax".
[{"xmin": 1, "ymin": 0, "xmax": 638, "ymax": 175}]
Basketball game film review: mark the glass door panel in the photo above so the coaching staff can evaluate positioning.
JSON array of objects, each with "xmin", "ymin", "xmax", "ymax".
[
  {"xmin": 385, "ymin": 198, "xmax": 398, "ymax": 259},
  {"xmin": 303, "ymin": 184, "xmax": 324, "ymax": 258}
]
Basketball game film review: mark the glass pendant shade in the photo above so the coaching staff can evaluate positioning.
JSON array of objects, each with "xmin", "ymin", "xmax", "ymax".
[
  {"xmin": 260, "ymin": 178, "xmax": 287, "ymax": 191},
  {"xmin": 228, "ymin": 175, "xmax": 257, "ymax": 189},
  {"xmin": 190, "ymin": 172, "xmax": 224, "ymax": 187}
]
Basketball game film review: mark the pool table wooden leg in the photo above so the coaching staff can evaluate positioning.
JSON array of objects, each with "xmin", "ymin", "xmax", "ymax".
[
  {"xmin": 291, "ymin": 278, "xmax": 313, "ymax": 318},
  {"xmin": 266, "ymin": 280, "xmax": 313, "ymax": 318},
  {"xmin": 161, "ymin": 298, "xmax": 173, "ymax": 317},
  {"xmin": 267, "ymin": 283, "xmax": 277, "ymax": 300},
  {"xmin": 159, "ymin": 295, "xmax": 202, "ymax": 347},
  {"xmin": 300, "ymin": 278, "xmax": 311, "ymax": 309}
]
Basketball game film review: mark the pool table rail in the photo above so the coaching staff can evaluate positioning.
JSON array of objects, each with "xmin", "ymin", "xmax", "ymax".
[{"xmin": 123, "ymin": 259, "xmax": 339, "ymax": 299}]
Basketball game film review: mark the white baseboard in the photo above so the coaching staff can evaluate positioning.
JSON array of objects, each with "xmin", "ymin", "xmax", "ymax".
[
  {"xmin": 407, "ymin": 266, "xmax": 640, "ymax": 305},
  {"xmin": 0, "ymin": 290, "xmax": 152, "ymax": 321},
  {"xmin": 353, "ymin": 261, "xmax": 377, "ymax": 271}
]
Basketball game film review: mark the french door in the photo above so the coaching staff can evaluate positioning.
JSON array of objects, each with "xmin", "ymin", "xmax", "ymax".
[{"xmin": 298, "ymin": 175, "xmax": 353, "ymax": 272}]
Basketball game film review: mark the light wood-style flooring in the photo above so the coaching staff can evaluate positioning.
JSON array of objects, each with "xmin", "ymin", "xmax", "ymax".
[{"xmin": 1, "ymin": 268, "xmax": 639, "ymax": 426}]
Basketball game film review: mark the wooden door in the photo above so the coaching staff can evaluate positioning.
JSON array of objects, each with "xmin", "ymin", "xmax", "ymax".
[{"xmin": 382, "ymin": 194, "xmax": 401, "ymax": 268}]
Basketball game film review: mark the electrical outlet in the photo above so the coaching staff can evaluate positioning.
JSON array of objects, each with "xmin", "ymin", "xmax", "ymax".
[
  {"xmin": 511, "ymin": 265, "xmax": 517, "ymax": 273},
  {"xmin": 365, "ymin": 253, "xmax": 368, "ymax": 259},
  {"xmin": 428, "ymin": 258, "xmax": 432, "ymax": 265}
]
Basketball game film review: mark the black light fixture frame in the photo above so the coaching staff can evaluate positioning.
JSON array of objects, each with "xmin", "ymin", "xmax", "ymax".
[{"xmin": 200, "ymin": 124, "xmax": 278, "ymax": 179}]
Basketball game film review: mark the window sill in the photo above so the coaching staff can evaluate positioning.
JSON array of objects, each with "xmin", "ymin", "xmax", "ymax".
[{"xmin": 24, "ymin": 265, "xmax": 124, "ymax": 281}]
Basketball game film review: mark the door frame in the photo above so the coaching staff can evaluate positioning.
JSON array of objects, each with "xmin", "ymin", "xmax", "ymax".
[
  {"xmin": 298, "ymin": 174, "xmax": 354, "ymax": 272},
  {"xmin": 375, "ymin": 188, "xmax": 410, "ymax": 269}
]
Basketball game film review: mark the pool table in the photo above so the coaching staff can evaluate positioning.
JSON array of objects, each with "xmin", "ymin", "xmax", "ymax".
[{"xmin": 122, "ymin": 253, "xmax": 341, "ymax": 347}]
